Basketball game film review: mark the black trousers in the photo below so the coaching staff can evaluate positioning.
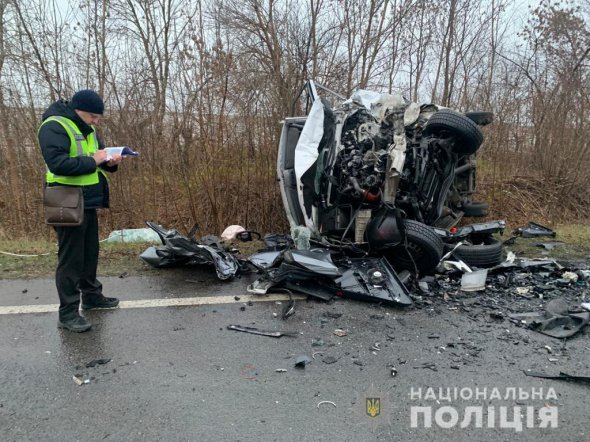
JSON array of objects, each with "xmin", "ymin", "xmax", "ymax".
[{"xmin": 54, "ymin": 209, "xmax": 103, "ymax": 319}]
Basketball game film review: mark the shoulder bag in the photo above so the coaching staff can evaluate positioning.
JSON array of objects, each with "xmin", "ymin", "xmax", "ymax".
[{"xmin": 43, "ymin": 185, "xmax": 84, "ymax": 226}]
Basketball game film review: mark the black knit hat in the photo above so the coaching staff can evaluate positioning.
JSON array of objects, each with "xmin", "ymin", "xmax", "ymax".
[{"xmin": 71, "ymin": 89, "xmax": 104, "ymax": 115}]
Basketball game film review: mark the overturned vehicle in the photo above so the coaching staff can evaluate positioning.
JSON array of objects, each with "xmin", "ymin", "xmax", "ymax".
[
  {"xmin": 248, "ymin": 81, "xmax": 504, "ymax": 305},
  {"xmin": 278, "ymin": 81, "xmax": 503, "ymax": 273}
]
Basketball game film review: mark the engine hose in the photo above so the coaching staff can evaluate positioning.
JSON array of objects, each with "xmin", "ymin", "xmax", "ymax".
[{"xmin": 349, "ymin": 177, "xmax": 364, "ymax": 196}]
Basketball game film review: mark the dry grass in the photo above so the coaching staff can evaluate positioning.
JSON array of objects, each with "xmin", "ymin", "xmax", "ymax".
[{"xmin": 1, "ymin": 226, "xmax": 588, "ymax": 280}]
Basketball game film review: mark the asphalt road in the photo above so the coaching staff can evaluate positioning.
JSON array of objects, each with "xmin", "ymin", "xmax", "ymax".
[{"xmin": 0, "ymin": 267, "xmax": 588, "ymax": 441}]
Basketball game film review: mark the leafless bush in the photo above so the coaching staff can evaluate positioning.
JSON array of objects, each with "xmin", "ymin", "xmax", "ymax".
[{"xmin": 0, "ymin": 0, "xmax": 589, "ymax": 241}]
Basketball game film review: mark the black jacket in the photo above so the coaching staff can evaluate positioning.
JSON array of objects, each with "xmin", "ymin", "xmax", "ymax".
[{"xmin": 38, "ymin": 100, "xmax": 117, "ymax": 209}]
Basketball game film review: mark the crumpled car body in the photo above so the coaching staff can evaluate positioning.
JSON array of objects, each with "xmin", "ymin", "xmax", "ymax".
[
  {"xmin": 278, "ymin": 80, "xmax": 493, "ymax": 275},
  {"xmin": 140, "ymin": 221, "xmax": 240, "ymax": 280}
]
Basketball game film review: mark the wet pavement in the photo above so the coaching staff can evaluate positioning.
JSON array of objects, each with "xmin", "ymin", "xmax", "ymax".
[{"xmin": 1, "ymin": 266, "xmax": 589, "ymax": 441}]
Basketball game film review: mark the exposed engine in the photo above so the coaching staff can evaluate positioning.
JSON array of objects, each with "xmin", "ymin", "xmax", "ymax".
[
  {"xmin": 332, "ymin": 109, "xmax": 389, "ymax": 203},
  {"xmin": 329, "ymin": 105, "xmax": 459, "ymax": 227}
]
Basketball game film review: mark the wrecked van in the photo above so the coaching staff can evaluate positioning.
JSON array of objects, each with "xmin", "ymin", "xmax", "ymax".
[{"xmin": 277, "ymin": 81, "xmax": 498, "ymax": 275}]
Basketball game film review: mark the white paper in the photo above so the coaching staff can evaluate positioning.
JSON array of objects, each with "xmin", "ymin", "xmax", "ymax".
[{"xmin": 104, "ymin": 147, "xmax": 124, "ymax": 160}]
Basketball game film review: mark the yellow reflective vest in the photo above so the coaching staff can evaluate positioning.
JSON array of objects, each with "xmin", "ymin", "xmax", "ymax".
[{"xmin": 41, "ymin": 116, "xmax": 105, "ymax": 185}]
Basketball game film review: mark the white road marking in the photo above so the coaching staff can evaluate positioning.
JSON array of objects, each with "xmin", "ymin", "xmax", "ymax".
[{"xmin": 0, "ymin": 294, "xmax": 305, "ymax": 315}]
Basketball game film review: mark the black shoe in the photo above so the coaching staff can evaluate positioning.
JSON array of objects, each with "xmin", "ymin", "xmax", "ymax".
[
  {"xmin": 81, "ymin": 296, "xmax": 120, "ymax": 310},
  {"xmin": 58, "ymin": 315, "xmax": 92, "ymax": 332}
]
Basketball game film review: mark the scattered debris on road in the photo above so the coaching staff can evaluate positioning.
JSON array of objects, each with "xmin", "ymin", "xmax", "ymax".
[
  {"xmin": 72, "ymin": 375, "xmax": 89, "ymax": 386},
  {"xmin": 317, "ymin": 400, "xmax": 337, "ymax": 409},
  {"xmin": 85, "ymin": 358, "xmax": 111, "ymax": 368},
  {"xmin": 227, "ymin": 325, "xmax": 298, "ymax": 338},
  {"xmin": 295, "ymin": 355, "xmax": 312, "ymax": 368},
  {"xmin": 523, "ymin": 370, "xmax": 590, "ymax": 384}
]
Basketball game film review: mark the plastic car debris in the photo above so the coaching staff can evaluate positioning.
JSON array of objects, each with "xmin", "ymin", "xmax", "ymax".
[
  {"xmin": 140, "ymin": 221, "xmax": 240, "ymax": 280},
  {"xmin": 262, "ymin": 233, "xmax": 293, "ymax": 250},
  {"xmin": 200, "ymin": 234, "xmax": 222, "ymax": 248},
  {"xmin": 72, "ymin": 375, "xmax": 84, "ymax": 386},
  {"xmin": 435, "ymin": 220, "xmax": 506, "ymax": 240},
  {"xmin": 249, "ymin": 249, "xmax": 413, "ymax": 307},
  {"xmin": 523, "ymin": 370, "xmax": 590, "ymax": 384},
  {"xmin": 85, "ymin": 358, "xmax": 111, "ymax": 368},
  {"xmin": 335, "ymin": 258, "xmax": 413, "ymax": 306},
  {"xmin": 247, "ymin": 251, "xmax": 282, "ymax": 271},
  {"xmin": 513, "ymin": 222, "xmax": 556, "ymax": 238},
  {"xmin": 317, "ymin": 401, "xmax": 337, "ymax": 409},
  {"xmin": 460, "ymin": 269, "xmax": 488, "ymax": 292},
  {"xmin": 536, "ymin": 241, "xmax": 565, "ymax": 250},
  {"xmin": 530, "ymin": 313, "xmax": 590, "ymax": 338},
  {"xmin": 226, "ymin": 325, "xmax": 298, "ymax": 338},
  {"xmin": 72, "ymin": 375, "xmax": 90, "ymax": 386},
  {"xmin": 413, "ymin": 362, "xmax": 437, "ymax": 371},
  {"xmin": 246, "ymin": 279, "xmax": 275, "ymax": 295},
  {"xmin": 295, "ymin": 355, "xmax": 312, "ymax": 368},
  {"xmin": 516, "ymin": 298, "xmax": 590, "ymax": 339},
  {"xmin": 281, "ymin": 293, "xmax": 296, "ymax": 319},
  {"xmin": 236, "ymin": 230, "xmax": 261, "ymax": 242},
  {"xmin": 442, "ymin": 260, "xmax": 472, "ymax": 273},
  {"xmin": 490, "ymin": 258, "xmax": 563, "ymax": 273}
]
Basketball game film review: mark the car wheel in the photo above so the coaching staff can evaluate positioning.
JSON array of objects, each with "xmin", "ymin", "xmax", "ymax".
[
  {"xmin": 462, "ymin": 201, "xmax": 489, "ymax": 217},
  {"xmin": 424, "ymin": 109, "xmax": 484, "ymax": 155},
  {"xmin": 384, "ymin": 220, "xmax": 444, "ymax": 275},
  {"xmin": 449, "ymin": 235, "xmax": 504, "ymax": 268},
  {"xmin": 465, "ymin": 111, "xmax": 494, "ymax": 126}
]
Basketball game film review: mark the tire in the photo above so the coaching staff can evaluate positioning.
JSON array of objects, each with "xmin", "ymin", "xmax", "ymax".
[
  {"xmin": 465, "ymin": 111, "xmax": 494, "ymax": 126},
  {"xmin": 462, "ymin": 201, "xmax": 489, "ymax": 217},
  {"xmin": 424, "ymin": 109, "xmax": 484, "ymax": 155},
  {"xmin": 450, "ymin": 235, "xmax": 503, "ymax": 268},
  {"xmin": 384, "ymin": 220, "xmax": 444, "ymax": 275}
]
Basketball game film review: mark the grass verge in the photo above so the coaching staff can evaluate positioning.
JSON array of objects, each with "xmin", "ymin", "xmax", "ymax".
[{"xmin": 0, "ymin": 225, "xmax": 588, "ymax": 280}]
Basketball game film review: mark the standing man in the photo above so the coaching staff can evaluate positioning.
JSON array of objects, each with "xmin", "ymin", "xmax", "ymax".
[{"xmin": 38, "ymin": 90, "xmax": 122, "ymax": 332}]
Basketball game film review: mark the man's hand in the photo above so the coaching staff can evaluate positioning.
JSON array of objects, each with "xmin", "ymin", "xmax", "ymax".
[
  {"xmin": 107, "ymin": 155, "xmax": 122, "ymax": 167},
  {"xmin": 93, "ymin": 150, "xmax": 108, "ymax": 165}
]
